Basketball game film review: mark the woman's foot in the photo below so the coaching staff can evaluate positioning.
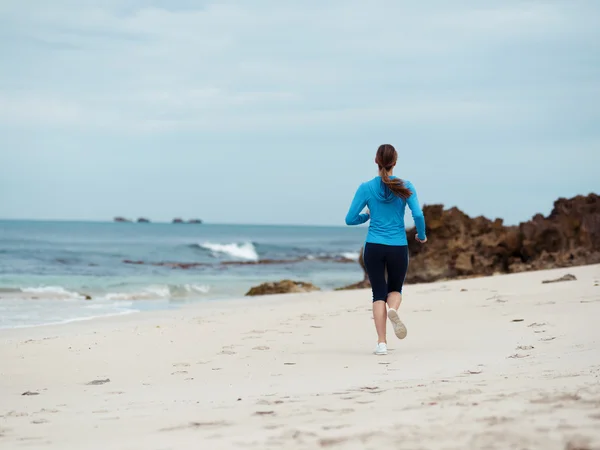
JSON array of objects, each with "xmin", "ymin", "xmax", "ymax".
[
  {"xmin": 387, "ymin": 308, "xmax": 407, "ymax": 339},
  {"xmin": 374, "ymin": 342, "xmax": 388, "ymax": 355}
]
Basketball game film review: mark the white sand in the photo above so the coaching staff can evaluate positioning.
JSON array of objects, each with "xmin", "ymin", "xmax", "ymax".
[{"xmin": 1, "ymin": 265, "xmax": 600, "ymax": 450}]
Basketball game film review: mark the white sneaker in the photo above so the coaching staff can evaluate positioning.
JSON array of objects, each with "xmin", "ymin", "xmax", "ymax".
[
  {"xmin": 388, "ymin": 308, "xmax": 407, "ymax": 339},
  {"xmin": 374, "ymin": 342, "xmax": 388, "ymax": 355}
]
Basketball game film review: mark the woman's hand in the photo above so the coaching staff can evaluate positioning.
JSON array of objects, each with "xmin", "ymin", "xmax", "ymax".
[{"xmin": 416, "ymin": 236, "xmax": 427, "ymax": 243}]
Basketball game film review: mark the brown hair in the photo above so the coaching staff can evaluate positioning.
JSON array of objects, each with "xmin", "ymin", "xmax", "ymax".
[{"xmin": 375, "ymin": 144, "xmax": 412, "ymax": 199}]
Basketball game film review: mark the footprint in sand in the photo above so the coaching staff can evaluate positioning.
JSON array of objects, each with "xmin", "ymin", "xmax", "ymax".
[
  {"xmin": 172, "ymin": 363, "xmax": 190, "ymax": 368},
  {"xmin": 322, "ymin": 424, "xmax": 351, "ymax": 431},
  {"xmin": 86, "ymin": 379, "xmax": 110, "ymax": 386},
  {"xmin": 300, "ymin": 314, "xmax": 316, "ymax": 321},
  {"xmin": 171, "ymin": 371, "xmax": 188, "ymax": 375},
  {"xmin": 318, "ymin": 408, "xmax": 354, "ymax": 414},
  {"xmin": 21, "ymin": 391, "xmax": 40, "ymax": 396},
  {"xmin": 31, "ymin": 418, "xmax": 49, "ymax": 424},
  {"xmin": 253, "ymin": 346, "xmax": 270, "ymax": 351},
  {"xmin": 530, "ymin": 393, "xmax": 581, "ymax": 404},
  {"xmin": 4, "ymin": 411, "xmax": 29, "ymax": 418},
  {"xmin": 160, "ymin": 421, "xmax": 231, "ymax": 432},
  {"xmin": 516, "ymin": 345, "xmax": 535, "ymax": 351},
  {"xmin": 257, "ymin": 399, "xmax": 283, "ymax": 406},
  {"xmin": 508, "ymin": 353, "xmax": 530, "ymax": 359},
  {"xmin": 220, "ymin": 349, "xmax": 237, "ymax": 355}
]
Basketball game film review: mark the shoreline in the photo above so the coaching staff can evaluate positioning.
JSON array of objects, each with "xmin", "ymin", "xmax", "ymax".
[
  {"xmin": 2, "ymin": 262, "xmax": 599, "ymax": 332},
  {"xmin": 1, "ymin": 264, "xmax": 599, "ymax": 449}
]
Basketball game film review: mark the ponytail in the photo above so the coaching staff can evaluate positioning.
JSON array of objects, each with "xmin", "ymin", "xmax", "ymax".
[
  {"xmin": 376, "ymin": 144, "xmax": 412, "ymax": 199},
  {"xmin": 379, "ymin": 168, "xmax": 412, "ymax": 199}
]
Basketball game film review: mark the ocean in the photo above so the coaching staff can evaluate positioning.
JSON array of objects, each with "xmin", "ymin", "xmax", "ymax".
[{"xmin": 0, "ymin": 220, "xmax": 367, "ymax": 329}]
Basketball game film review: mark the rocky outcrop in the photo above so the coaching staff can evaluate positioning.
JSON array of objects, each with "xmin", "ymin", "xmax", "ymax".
[
  {"xmin": 245, "ymin": 280, "xmax": 320, "ymax": 296},
  {"xmin": 341, "ymin": 193, "xmax": 599, "ymax": 288}
]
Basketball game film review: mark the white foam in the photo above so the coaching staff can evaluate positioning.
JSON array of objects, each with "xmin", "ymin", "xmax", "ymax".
[
  {"xmin": 104, "ymin": 287, "xmax": 167, "ymax": 301},
  {"xmin": 200, "ymin": 242, "xmax": 259, "ymax": 261},
  {"xmin": 21, "ymin": 286, "xmax": 86, "ymax": 300},
  {"xmin": 6, "ymin": 310, "xmax": 138, "ymax": 330},
  {"xmin": 103, "ymin": 284, "xmax": 210, "ymax": 301},
  {"xmin": 183, "ymin": 284, "xmax": 210, "ymax": 294},
  {"xmin": 341, "ymin": 252, "xmax": 360, "ymax": 261}
]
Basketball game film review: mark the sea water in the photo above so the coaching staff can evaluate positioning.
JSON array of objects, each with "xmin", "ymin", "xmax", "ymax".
[{"xmin": 0, "ymin": 221, "xmax": 366, "ymax": 328}]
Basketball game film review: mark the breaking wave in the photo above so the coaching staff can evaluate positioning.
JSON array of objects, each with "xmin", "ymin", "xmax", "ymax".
[
  {"xmin": 4, "ymin": 284, "xmax": 211, "ymax": 301},
  {"xmin": 199, "ymin": 242, "xmax": 259, "ymax": 261}
]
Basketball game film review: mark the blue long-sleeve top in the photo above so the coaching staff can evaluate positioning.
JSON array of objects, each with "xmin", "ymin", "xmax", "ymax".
[{"xmin": 345, "ymin": 176, "xmax": 426, "ymax": 246}]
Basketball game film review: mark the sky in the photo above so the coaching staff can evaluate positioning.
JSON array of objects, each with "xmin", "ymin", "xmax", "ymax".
[{"xmin": 0, "ymin": 0, "xmax": 599, "ymax": 226}]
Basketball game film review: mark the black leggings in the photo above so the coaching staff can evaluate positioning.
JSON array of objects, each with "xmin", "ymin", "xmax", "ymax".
[{"xmin": 363, "ymin": 243, "xmax": 409, "ymax": 302}]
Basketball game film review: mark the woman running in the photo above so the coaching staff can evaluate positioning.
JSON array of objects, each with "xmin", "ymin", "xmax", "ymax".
[{"xmin": 345, "ymin": 144, "xmax": 427, "ymax": 355}]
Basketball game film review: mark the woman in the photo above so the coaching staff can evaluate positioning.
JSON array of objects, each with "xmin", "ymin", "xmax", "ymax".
[{"xmin": 345, "ymin": 144, "xmax": 427, "ymax": 355}]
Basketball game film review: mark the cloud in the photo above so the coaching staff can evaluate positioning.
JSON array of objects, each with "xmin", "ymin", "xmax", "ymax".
[{"xmin": 2, "ymin": 0, "xmax": 596, "ymax": 134}]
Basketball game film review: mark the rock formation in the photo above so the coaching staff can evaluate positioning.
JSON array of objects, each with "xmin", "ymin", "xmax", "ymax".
[
  {"xmin": 246, "ymin": 280, "xmax": 320, "ymax": 296},
  {"xmin": 340, "ymin": 193, "xmax": 599, "ymax": 288}
]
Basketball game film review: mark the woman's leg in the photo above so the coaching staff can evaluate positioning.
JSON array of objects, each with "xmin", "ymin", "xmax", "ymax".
[
  {"xmin": 385, "ymin": 246, "xmax": 409, "ymax": 339},
  {"xmin": 387, "ymin": 292, "xmax": 402, "ymax": 311},
  {"xmin": 372, "ymin": 301, "xmax": 387, "ymax": 344},
  {"xmin": 363, "ymin": 244, "xmax": 389, "ymax": 343}
]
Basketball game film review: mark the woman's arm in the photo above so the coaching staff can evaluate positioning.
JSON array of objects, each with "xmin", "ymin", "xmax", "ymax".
[
  {"xmin": 345, "ymin": 184, "xmax": 370, "ymax": 226},
  {"xmin": 405, "ymin": 181, "xmax": 426, "ymax": 240}
]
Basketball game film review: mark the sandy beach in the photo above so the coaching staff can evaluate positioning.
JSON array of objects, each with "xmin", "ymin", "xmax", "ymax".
[{"xmin": 1, "ymin": 264, "xmax": 599, "ymax": 449}]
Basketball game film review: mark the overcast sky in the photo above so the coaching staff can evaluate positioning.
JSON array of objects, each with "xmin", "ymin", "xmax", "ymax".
[{"xmin": 1, "ymin": 1, "xmax": 598, "ymax": 226}]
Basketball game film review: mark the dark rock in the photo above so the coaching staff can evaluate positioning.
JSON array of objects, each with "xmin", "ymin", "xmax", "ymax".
[
  {"xmin": 21, "ymin": 391, "xmax": 39, "ymax": 396},
  {"xmin": 245, "ymin": 280, "xmax": 320, "ymax": 296},
  {"xmin": 137, "ymin": 218, "xmax": 151, "ymax": 223},
  {"xmin": 335, "ymin": 280, "xmax": 371, "ymax": 291},
  {"xmin": 542, "ymin": 274, "xmax": 577, "ymax": 284}
]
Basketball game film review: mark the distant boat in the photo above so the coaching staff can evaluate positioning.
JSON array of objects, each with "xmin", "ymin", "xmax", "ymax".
[
  {"xmin": 137, "ymin": 218, "xmax": 151, "ymax": 223},
  {"xmin": 114, "ymin": 217, "xmax": 131, "ymax": 223},
  {"xmin": 172, "ymin": 218, "xmax": 184, "ymax": 224},
  {"xmin": 188, "ymin": 219, "xmax": 203, "ymax": 224}
]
